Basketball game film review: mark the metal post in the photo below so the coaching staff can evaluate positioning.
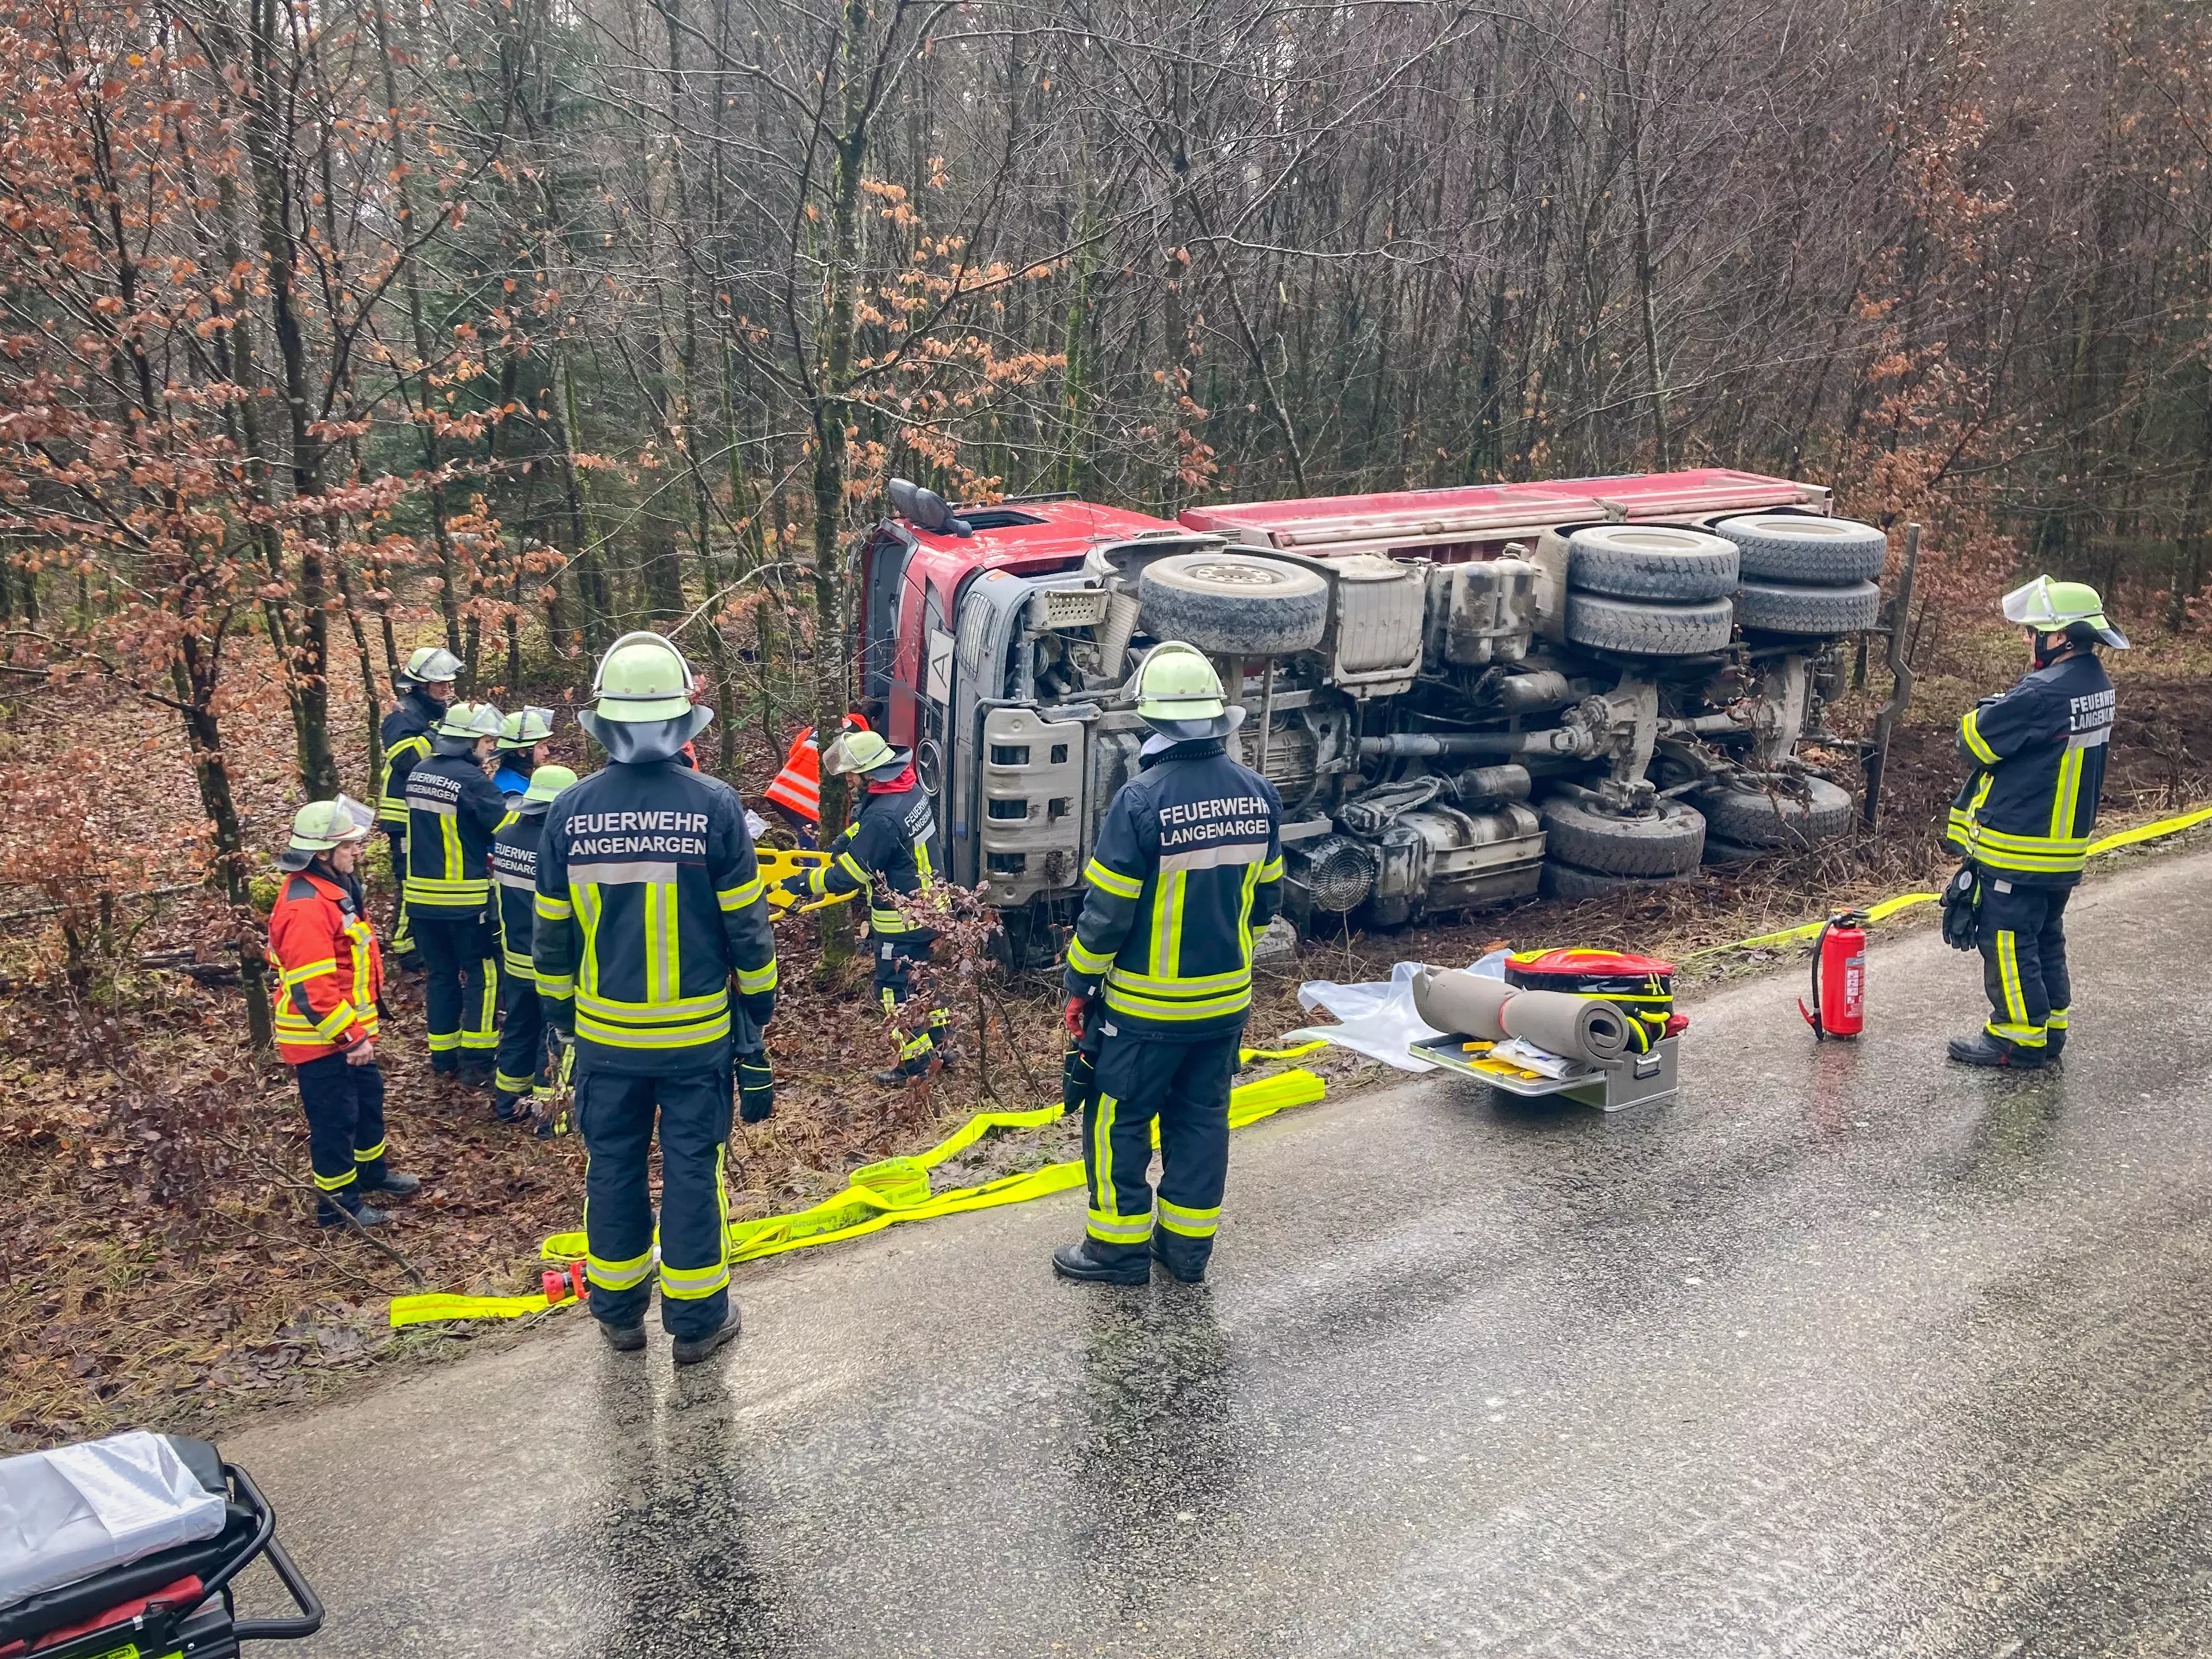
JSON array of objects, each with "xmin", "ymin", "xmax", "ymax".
[{"xmin": 1860, "ymin": 522, "xmax": 1920, "ymax": 828}]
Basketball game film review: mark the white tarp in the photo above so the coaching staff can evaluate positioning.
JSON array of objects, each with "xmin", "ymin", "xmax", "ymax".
[
  {"xmin": 0, "ymin": 1430, "xmax": 227, "ymax": 1608},
  {"xmin": 1282, "ymin": 950, "xmax": 1510, "ymax": 1071}
]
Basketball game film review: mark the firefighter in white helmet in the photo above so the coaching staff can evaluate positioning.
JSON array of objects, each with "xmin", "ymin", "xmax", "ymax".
[
  {"xmin": 1940, "ymin": 576, "xmax": 2125, "ymax": 1068},
  {"xmin": 534, "ymin": 632, "xmax": 777, "ymax": 1364},
  {"xmin": 376, "ymin": 646, "xmax": 462, "ymax": 969},
  {"xmin": 1054, "ymin": 643, "xmax": 1282, "ymax": 1286}
]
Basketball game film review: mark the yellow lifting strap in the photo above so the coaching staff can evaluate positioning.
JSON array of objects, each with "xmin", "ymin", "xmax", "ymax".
[
  {"xmin": 387, "ymin": 1064, "xmax": 1327, "ymax": 1326},
  {"xmin": 1685, "ymin": 801, "xmax": 2212, "ymax": 960},
  {"xmin": 753, "ymin": 846, "xmax": 857, "ymax": 915}
]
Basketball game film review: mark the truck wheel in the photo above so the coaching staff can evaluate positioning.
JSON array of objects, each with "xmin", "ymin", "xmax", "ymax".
[
  {"xmin": 1715, "ymin": 514, "xmax": 1888, "ymax": 583},
  {"xmin": 1538, "ymin": 795, "xmax": 1706, "ymax": 876},
  {"xmin": 1564, "ymin": 592, "xmax": 1734, "ymax": 656},
  {"xmin": 1700, "ymin": 833, "xmax": 1770, "ymax": 865},
  {"xmin": 1566, "ymin": 525, "xmax": 1739, "ymax": 603},
  {"xmin": 1694, "ymin": 775, "xmax": 1854, "ymax": 849},
  {"xmin": 1138, "ymin": 553, "xmax": 1329, "ymax": 656},
  {"xmin": 1542, "ymin": 860, "xmax": 1687, "ymax": 902},
  {"xmin": 1732, "ymin": 577, "xmax": 1881, "ymax": 635}
]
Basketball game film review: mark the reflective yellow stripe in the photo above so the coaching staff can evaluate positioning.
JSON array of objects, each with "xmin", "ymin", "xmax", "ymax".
[
  {"xmin": 2045, "ymin": 1006, "xmax": 2071, "ymax": 1030},
  {"xmin": 2049, "ymin": 745, "xmax": 2084, "ymax": 840},
  {"xmin": 504, "ymin": 950, "xmax": 536, "ymax": 978},
  {"xmin": 576, "ymin": 884, "xmax": 602, "ymax": 997},
  {"xmin": 577, "ymin": 988, "xmax": 731, "ymax": 1020},
  {"xmin": 536, "ymin": 894, "xmax": 573, "ymax": 920},
  {"xmin": 1239, "ymin": 859, "xmax": 1262, "ymax": 967},
  {"xmin": 575, "ymin": 1009, "xmax": 732, "ymax": 1048},
  {"xmin": 1960, "ymin": 708, "xmax": 2000, "ymax": 765},
  {"xmin": 1258, "ymin": 856, "xmax": 1284, "ymax": 882},
  {"xmin": 587, "ymin": 1249, "xmax": 654, "ymax": 1292},
  {"xmin": 312, "ymin": 999, "xmax": 358, "ymax": 1040},
  {"xmin": 1105, "ymin": 964, "xmax": 1251, "ymax": 996},
  {"xmin": 1066, "ymin": 937, "xmax": 1115, "ymax": 975},
  {"xmin": 495, "ymin": 1068, "xmax": 537, "ymax": 1094},
  {"xmin": 1093, "ymin": 1090, "xmax": 1118, "ymax": 1221},
  {"xmin": 1986, "ymin": 1020, "xmax": 2048, "ymax": 1047},
  {"xmin": 313, "ymin": 1168, "xmax": 357, "ymax": 1192},
  {"xmin": 1085, "ymin": 1209, "xmax": 1152, "ymax": 1243},
  {"xmin": 1084, "ymin": 859, "xmax": 1143, "ymax": 899},
  {"xmin": 736, "ymin": 961, "xmax": 779, "ymax": 994},
  {"xmin": 354, "ymin": 1139, "xmax": 387, "ymax": 1162},
  {"xmin": 1996, "ymin": 930, "xmax": 2030, "ymax": 1030},
  {"xmin": 1156, "ymin": 1197, "xmax": 1219, "ymax": 1237},
  {"xmin": 915, "ymin": 841, "xmax": 935, "ymax": 887},
  {"xmin": 718, "ymin": 877, "xmax": 765, "ymax": 911},
  {"xmin": 427, "ymin": 1029, "xmax": 463, "ymax": 1052},
  {"xmin": 837, "ymin": 850, "xmax": 872, "ymax": 886},
  {"xmin": 539, "ymin": 976, "xmax": 575, "ymax": 1000},
  {"xmin": 281, "ymin": 958, "xmax": 338, "ymax": 986},
  {"xmin": 1103, "ymin": 982, "xmax": 1253, "ymax": 1022}
]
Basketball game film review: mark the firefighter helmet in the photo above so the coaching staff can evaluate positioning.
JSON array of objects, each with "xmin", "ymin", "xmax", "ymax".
[
  {"xmin": 399, "ymin": 646, "xmax": 463, "ymax": 689},
  {"xmin": 435, "ymin": 701, "xmax": 503, "ymax": 742},
  {"xmin": 499, "ymin": 705, "xmax": 556, "ymax": 751},
  {"xmin": 579, "ymin": 631, "xmax": 714, "ymax": 762},
  {"xmin": 823, "ymin": 727, "xmax": 910, "ymax": 779},
  {"xmin": 522, "ymin": 763, "xmax": 578, "ymax": 805},
  {"xmin": 2002, "ymin": 576, "xmax": 2128, "ymax": 649},
  {"xmin": 1133, "ymin": 641, "xmax": 1246, "ymax": 740},
  {"xmin": 288, "ymin": 795, "xmax": 375, "ymax": 852}
]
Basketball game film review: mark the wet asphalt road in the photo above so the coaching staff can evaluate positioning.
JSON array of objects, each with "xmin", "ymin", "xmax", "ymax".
[{"xmin": 224, "ymin": 850, "xmax": 2212, "ymax": 1658}]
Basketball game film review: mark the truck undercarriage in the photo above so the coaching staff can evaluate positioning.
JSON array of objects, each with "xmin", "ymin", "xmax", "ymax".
[{"xmin": 859, "ymin": 469, "xmax": 1887, "ymax": 961}]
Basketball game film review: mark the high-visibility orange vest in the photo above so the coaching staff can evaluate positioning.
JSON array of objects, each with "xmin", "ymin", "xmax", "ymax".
[{"xmin": 761, "ymin": 714, "xmax": 870, "ymax": 824}]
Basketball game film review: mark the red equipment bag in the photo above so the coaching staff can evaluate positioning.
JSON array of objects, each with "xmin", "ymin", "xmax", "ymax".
[{"xmin": 1505, "ymin": 948, "xmax": 1682, "ymax": 1045}]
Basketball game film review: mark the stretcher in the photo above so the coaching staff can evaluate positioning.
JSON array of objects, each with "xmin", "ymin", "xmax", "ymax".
[
  {"xmin": 0, "ymin": 1441, "xmax": 322, "ymax": 1659},
  {"xmin": 1410, "ymin": 1030, "xmax": 1680, "ymax": 1113}
]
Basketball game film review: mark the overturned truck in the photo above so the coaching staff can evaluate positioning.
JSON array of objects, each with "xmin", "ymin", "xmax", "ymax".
[{"xmin": 858, "ymin": 468, "xmax": 1887, "ymax": 958}]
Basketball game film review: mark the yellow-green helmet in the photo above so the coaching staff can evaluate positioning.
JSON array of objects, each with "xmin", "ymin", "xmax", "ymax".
[
  {"xmin": 499, "ymin": 705, "xmax": 556, "ymax": 751},
  {"xmin": 823, "ymin": 727, "xmax": 910, "ymax": 779},
  {"xmin": 399, "ymin": 646, "xmax": 463, "ymax": 689},
  {"xmin": 522, "ymin": 763, "xmax": 578, "ymax": 805},
  {"xmin": 278, "ymin": 795, "xmax": 374, "ymax": 870},
  {"xmin": 1134, "ymin": 641, "xmax": 1245, "ymax": 739},
  {"xmin": 434, "ymin": 701, "xmax": 503, "ymax": 742},
  {"xmin": 2002, "ymin": 576, "xmax": 2128, "ymax": 649},
  {"xmin": 579, "ymin": 631, "xmax": 714, "ymax": 763}
]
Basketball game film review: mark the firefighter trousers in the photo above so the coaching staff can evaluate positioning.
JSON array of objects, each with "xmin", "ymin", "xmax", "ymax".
[
  {"xmin": 384, "ymin": 834, "xmax": 417, "ymax": 962},
  {"xmin": 1976, "ymin": 875, "xmax": 2073, "ymax": 1054},
  {"xmin": 411, "ymin": 912, "xmax": 500, "ymax": 1072},
  {"xmin": 494, "ymin": 979, "xmax": 551, "ymax": 1111},
  {"xmin": 1082, "ymin": 1027, "xmax": 1241, "ymax": 1276},
  {"xmin": 876, "ymin": 933, "xmax": 949, "ymax": 1076},
  {"xmin": 294, "ymin": 1052, "xmax": 390, "ymax": 1222},
  {"xmin": 577, "ymin": 1066, "xmax": 733, "ymax": 1340}
]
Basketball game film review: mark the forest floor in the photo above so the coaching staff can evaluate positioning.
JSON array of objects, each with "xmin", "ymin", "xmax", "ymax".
[{"xmin": 4, "ymin": 628, "xmax": 2210, "ymax": 1449}]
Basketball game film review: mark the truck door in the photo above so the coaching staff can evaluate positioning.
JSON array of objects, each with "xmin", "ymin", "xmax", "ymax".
[{"xmin": 859, "ymin": 528, "xmax": 916, "ymax": 710}]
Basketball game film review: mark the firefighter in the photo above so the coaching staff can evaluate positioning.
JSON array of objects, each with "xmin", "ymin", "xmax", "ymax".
[
  {"xmin": 492, "ymin": 763, "xmax": 579, "ymax": 1128},
  {"xmin": 493, "ymin": 705, "xmax": 556, "ymax": 802},
  {"xmin": 376, "ymin": 646, "xmax": 461, "ymax": 969},
  {"xmin": 759, "ymin": 712, "xmax": 871, "ymax": 848},
  {"xmin": 1942, "ymin": 576, "xmax": 2125, "ymax": 1069},
  {"xmin": 776, "ymin": 727, "xmax": 947, "ymax": 1086},
  {"xmin": 405, "ymin": 700, "xmax": 508, "ymax": 1086},
  {"xmin": 535, "ymin": 632, "xmax": 777, "ymax": 1363},
  {"xmin": 267, "ymin": 797, "xmax": 420, "ymax": 1227},
  {"xmin": 1054, "ymin": 643, "xmax": 1282, "ymax": 1286}
]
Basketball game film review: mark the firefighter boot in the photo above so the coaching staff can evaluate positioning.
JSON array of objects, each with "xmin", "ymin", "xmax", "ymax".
[
  {"xmin": 1948, "ymin": 1032, "xmax": 2046, "ymax": 1070},
  {"xmin": 1151, "ymin": 1232, "xmax": 1207, "ymax": 1285},
  {"xmin": 318, "ymin": 1194, "xmax": 391, "ymax": 1229},
  {"xmin": 361, "ymin": 1167, "xmax": 421, "ymax": 1198},
  {"xmin": 598, "ymin": 1317, "xmax": 647, "ymax": 1353},
  {"xmin": 670, "ymin": 1302, "xmax": 743, "ymax": 1366},
  {"xmin": 493, "ymin": 1089, "xmax": 527, "ymax": 1123},
  {"xmin": 1052, "ymin": 1240, "xmax": 1150, "ymax": 1286}
]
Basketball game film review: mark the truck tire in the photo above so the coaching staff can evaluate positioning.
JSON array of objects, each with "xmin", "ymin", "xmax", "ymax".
[
  {"xmin": 1538, "ymin": 795, "xmax": 1706, "ymax": 877},
  {"xmin": 1732, "ymin": 577, "xmax": 1881, "ymax": 635},
  {"xmin": 1694, "ymin": 775, "xmax": 1854, "ymax": 849},
  {"xmin": 1714, "ymin": 514, "xmax": 1887, "ymax": 583},
  {"xmin": 1566, "ymin": 525, "xmax": 1739, "ymax": 603},
  {"xmin": 1564, "ymin": 592, "xmax": 1734, "ymax": 656},
  {"xmin": 1700, "ymin": 834, "xmax": 1770, "ymax": 865},
  {"xmin": 1542, "ymin": 861, "xmax": 1688, "ymax": 902},
  {"xmin": 1138, "ymin": 554, "xmax": 1329, "ymax": 656}
]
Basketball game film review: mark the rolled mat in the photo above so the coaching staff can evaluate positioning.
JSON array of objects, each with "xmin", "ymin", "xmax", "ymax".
[
  {"xmin": 1498, "ymin": 989, "xmax": 1634, "ymax": 1065},
  {"xmin": 1411, "ymin": 967, "xmax": 1516, "ymax": 1042}
]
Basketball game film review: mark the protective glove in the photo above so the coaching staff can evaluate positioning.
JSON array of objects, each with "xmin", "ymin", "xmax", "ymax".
[
  {"xmin": 736, "ymin": 1053, "xmax": 774, "ymax": 1123},
  {"xmin": 1063, "ymin": 994, "xmax": 1091, "ymax": 1039},
  {"xmin": 777, "ymin": 872, "xmax": 816, "ymax": 902},
  {"xmin": 1939, "ymin": 864, "xmax": 1980, "ymax": 952},
  {"xmin": 740, "ymin": 988, "xmax": 777, "ymax": 1031}
]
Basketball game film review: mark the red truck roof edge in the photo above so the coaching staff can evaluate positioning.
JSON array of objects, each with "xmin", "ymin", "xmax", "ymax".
[{"xmin": 1179, "ymin": 467, "xmax": 1826, "ymax": 552}]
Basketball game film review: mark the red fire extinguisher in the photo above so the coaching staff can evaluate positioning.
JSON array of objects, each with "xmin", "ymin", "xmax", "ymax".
[{"xmin": 1799, "ymin": 909, "xmax": 1867, "ymax": 1040}]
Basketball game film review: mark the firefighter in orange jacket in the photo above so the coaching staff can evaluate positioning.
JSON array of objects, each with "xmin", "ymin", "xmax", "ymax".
[
  {"xmin": 267, "ymin": 798, "xmax": 422, "ymax": 1227},
  {"xmin": 759, "ymin": 712, "xmax": 871, "ymax": 847}
]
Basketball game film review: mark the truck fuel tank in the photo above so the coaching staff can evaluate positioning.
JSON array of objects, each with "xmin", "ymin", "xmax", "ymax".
[{"xmin": 1365, "ymin": 801, "xmax": 1546, "ymax": 926}]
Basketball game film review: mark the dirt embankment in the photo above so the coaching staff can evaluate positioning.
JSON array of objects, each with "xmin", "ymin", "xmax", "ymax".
[{"xmin": 4, "ymin": 646, "xmax": 2208, "ymax": 1449}]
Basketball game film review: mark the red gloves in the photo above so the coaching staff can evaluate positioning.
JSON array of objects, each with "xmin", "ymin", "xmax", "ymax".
[{"xmin": 1063, "ymin": 995, "xmax": 1089, "ymax": 1039}]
